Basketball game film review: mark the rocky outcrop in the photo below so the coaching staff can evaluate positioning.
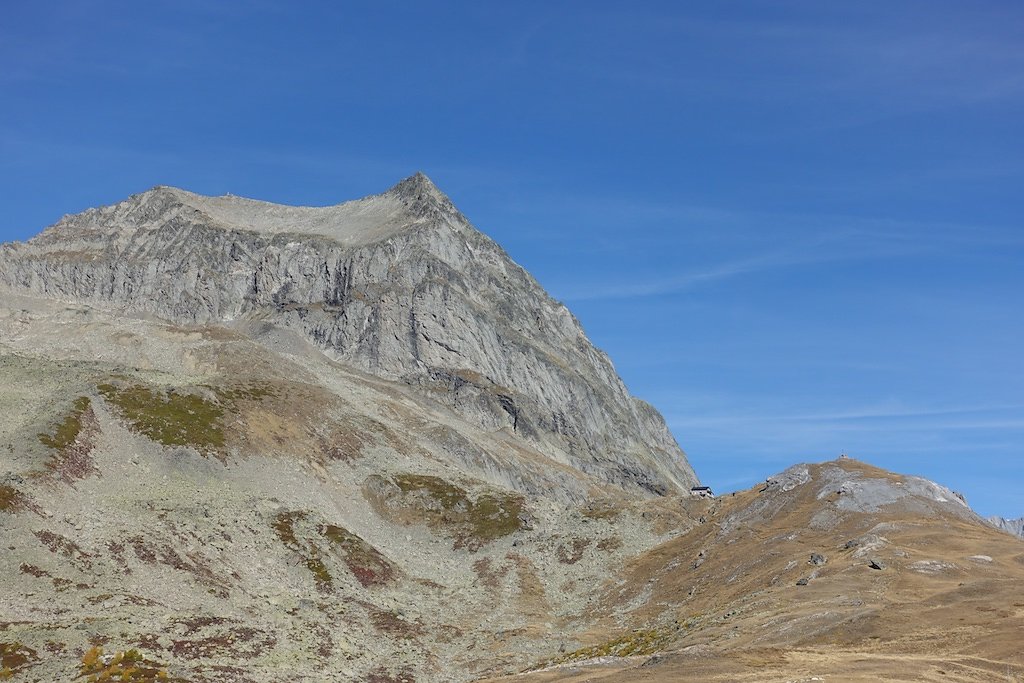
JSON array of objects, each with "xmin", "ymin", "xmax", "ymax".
[
  {"xmin": 987, "ymin": 516, "xmax": 1024, "ymax": 538},
  {"xmin": 0, "ymin": 173, "xmax": 697, "ymax": 495}
]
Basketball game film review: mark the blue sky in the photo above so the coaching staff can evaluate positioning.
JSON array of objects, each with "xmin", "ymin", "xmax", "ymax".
[{"xmin": 2, "ymin": 2, "xmax": 1022, "ymax": 516}]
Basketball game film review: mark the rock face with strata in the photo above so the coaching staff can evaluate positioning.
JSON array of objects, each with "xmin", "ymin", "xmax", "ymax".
[
  {"xmin": 988, "ymin": 515, "xmax": 1024, "ymax": 538},
  {"xmin": 0, "ymin": 174, "xmax": 696, "ymax": 496}
]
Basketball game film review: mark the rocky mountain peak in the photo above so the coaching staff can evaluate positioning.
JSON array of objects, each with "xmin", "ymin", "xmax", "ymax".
[
  {"xmin": 0, "ymin": 175, "xmax": 698, "ymax": 496},
  {"xmin": 33, "ymin": 174, "xmax": 459, "ymax": 251},
  {"xmin": 386, "ymin": 171, "xmax": 449, "ymax": 206},
  {"xmin": 377, "ymin": 171, "xmax": 464, "ymax": 228}
]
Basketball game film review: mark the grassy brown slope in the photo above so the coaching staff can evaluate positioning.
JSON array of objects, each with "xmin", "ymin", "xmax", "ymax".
[{"xmin": 488, "ymin": 459, "xmax": 1024, "ymax": 682}]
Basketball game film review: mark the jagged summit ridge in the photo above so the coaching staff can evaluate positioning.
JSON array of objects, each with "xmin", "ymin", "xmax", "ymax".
[
  {"xmin": 0, "ymin": 174, "xmax": 698, "ymax": 495},
  {"xmin": 37, "ymin": 172, "xmax": 457, "ymax": 247}
]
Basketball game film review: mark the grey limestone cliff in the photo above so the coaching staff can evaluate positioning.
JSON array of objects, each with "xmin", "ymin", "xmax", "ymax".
[
  {"xmin": 0, "ymin": 173, "xmax": 697, "ymax": 495},
  {"xmin": 987, "ymin": 516, "xmax": 1024, "ymax": 539}
]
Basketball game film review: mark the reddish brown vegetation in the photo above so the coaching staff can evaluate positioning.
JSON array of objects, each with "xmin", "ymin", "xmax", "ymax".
[
  {"xmin": 472, "ymin": 557, "xmax": 512, "ymax": 589},
  {"xmin": 125, "ymin": 536, "xmax": 225, "ymax": 593},
  {"xmin": 169, "ymin": 626, "xmax": 275, "ymax": 660},
  {"xmin": 361, "ymin": 603, "xmax": 424, "ymax": 640},
  {"xmin": 321, "ymin": 523, "xmax": 395, "ymax": 587},
  {"xmin": 556, "ymin": 538, "xmax": 591, "ymax": 565},
  {"xmin": 366, "ymin": 666, "xmax": 416, "ymax": 683},
  {"xmin": 33, "ymin": 530, "xmax": 92, "ymax": 570},
  {"xmin": 0, "ymin": 485, "xmax": 25, "ymax": 514},
  {"xmin": 37, "ymin": 397, "xmax": 99, "ymax": 486},
  {"xmin": 0, "ymin": 641, "xmax": 38, "ymax": 678},
  {"xmin": 596, "ymin": 536, "xmax": 624, "ymax": 551},
  {"xmin": 107, "ymin": 541, "xmax": 132, "ymax": 574},
  {"xmin": 19, "ymin": 563, "xmax": 48, "ymax": 578}
]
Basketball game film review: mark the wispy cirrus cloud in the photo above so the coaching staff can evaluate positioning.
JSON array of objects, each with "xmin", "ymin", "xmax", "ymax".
[
  {"xmin": 538, "ymin": 3, "xmax": 1024, "ymax": 144},
  {"xmin": 664, "ymin": 401, "xmax": 1024, "ymax": 462},
  {"xmin": 556, "ymin": 245, "xmax": 820, "ymax": 301},
  {"xmin": 668, "ymin": 404, "xmax": 1024, "ymax": 432},
  {"xmin": 551, "ymin": 229, "xmax": 917, "ymax": 302},
  {"xmin": 516, "ymin": 186, "xmax": 1024, "ymax": 303}
]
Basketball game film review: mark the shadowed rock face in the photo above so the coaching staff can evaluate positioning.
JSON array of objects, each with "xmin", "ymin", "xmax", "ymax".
[{"xmin": 0, "ymin": 173, "xmax": 696, "ymax": 496}]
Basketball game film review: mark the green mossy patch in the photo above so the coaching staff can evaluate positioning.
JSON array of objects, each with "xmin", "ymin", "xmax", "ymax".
[
  {"xmin": 36, "ymin": 395, "xmax": 99, "ymax": 484},
  {"xmin": 394, "ymin": 474, "xmax": 471, "ymax": 511},
  {"xmin": 96, "ymin": 379, "xmax": 282, "ymax": 455},
  {"xmin": 546, "ymin": 624, "xmax": 683, "ymax": 665},
  {"xmin": 271, "ymin": 510, "xmax": 304, "ymax": 551},
  {"xmin": 98, "ymin": 383, "xmax": 225, "ymax": 454},
  {"xmin": 210, "ymin": 382, "xmax": 279, "ymax": 405},
  {"xmin": 470, "ymin": 492, "xmax": 525, "ymax": 541},
  {"xmin": 38, "ymin": 396, "xmax": 91, "ymax": 450},
  {"xmin": 304, "ymin": 556, "xmax": 333, "ymax": 591},
  {"xmin": 391, "ymin": 474, "xmax": 525, "ymax": 549},
  {"xmin": 272, "ymin": 511, "xmax": 333, "ymax": 591}
]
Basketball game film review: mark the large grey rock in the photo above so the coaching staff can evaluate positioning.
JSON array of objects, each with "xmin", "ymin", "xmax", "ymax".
[
  {"xmin": 764, "ymin": 464, "xmax": 810, "ymax": 493},
  {"xmin": 0, "ymin": 173, "xmax": 697, "ymax": 495},
  {"xmin": 814, "ymin": 463, "xmax": 977, "ymax": 519}
]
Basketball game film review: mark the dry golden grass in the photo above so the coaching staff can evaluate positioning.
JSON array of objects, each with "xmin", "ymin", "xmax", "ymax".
[{"xmin": 481, "ymin": 460, "xmax": 1024, "ymax": 683}]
